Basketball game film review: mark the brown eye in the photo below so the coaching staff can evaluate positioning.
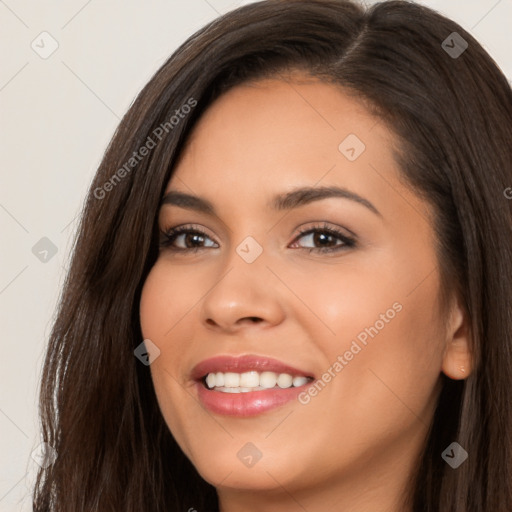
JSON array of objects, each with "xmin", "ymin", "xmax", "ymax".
[
  {"xmin": 290, "ymin": 223, "xmax": 356, "ymax": 254},
  {"xmin": 160, "ymin": 225, "xmax": 218, "ymax": 251}
]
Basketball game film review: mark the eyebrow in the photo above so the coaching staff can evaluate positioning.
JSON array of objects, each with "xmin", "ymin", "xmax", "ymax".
[{"xmin": 160, "ymin": 185, "xmax": 381, "ymax": 217}]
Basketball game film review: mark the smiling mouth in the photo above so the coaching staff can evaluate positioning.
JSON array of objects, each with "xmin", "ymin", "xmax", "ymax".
[{"xmin": 201, "ymin": 370, "xmax": 314, "ymax": 393}]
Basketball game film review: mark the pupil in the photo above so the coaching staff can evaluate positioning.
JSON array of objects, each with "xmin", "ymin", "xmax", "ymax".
[
  {"xmin": 314, "ymin": 232, "xmax": 332, "ymax": 246},
  {"xmin": 187, "ymin": 234, "xmax": 203, "ymax": 247}
]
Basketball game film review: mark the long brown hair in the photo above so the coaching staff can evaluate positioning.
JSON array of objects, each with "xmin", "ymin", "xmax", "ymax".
[{"xmin": 33, "ymin": 1, "xmax": 512, "ymax": 510}]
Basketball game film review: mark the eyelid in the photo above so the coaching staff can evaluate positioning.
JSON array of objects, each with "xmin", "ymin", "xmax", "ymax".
[{"xmin": 291, "ymin": 221, "xmax": 357, "ymax": 241}]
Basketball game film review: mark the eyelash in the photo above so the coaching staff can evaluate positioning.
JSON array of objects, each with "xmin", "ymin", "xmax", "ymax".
[{"xmin": 159, "ymin": 222, "xmax": 356, "ymax": 254}]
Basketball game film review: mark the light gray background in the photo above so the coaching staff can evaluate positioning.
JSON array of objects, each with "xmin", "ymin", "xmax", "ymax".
[{"xmin": 1, "ymin": 1, "xmax": 510, "ymax": 510}]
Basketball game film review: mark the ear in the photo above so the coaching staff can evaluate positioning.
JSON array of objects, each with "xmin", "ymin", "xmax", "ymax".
[{"xmin": 441, "ymin": 294, "xmax": 473, "ymax": 380}]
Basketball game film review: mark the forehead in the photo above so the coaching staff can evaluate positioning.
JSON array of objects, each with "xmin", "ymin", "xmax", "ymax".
[
  {"xmin": 162, "ymin": 76, "xmax": 435, "ymax": 231},
  {"xmin": 168, "ymin": 76, "xmax": 394, "ymax": 190}
]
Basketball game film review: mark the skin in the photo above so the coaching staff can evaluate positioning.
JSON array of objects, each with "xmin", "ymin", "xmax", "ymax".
[{"xmin": 139, "ymin": 74, "xmax": 472, "ymax": 512}]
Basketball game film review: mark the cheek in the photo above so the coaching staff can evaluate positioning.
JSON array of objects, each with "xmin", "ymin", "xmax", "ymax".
[
  {"xmin": 139, "ymin": 263, "xmax": 197, "ymax": 449},
  {"xmin": 294, "ymin": 255, "xmax": 445, "ymax": 417},
  {"xmin": 140, "ymin": 266, "xmax": 166, "ymax": 338},
  {"xmin": 288, "ymin": 273, "xmax": 445, "ymax": 474},
  {"xmin": 351, "ymin": 283, "xmax": 443, "ymax": 422},
  {"xmin": 139, "ymin": 260, "xmax": 204, "ymax": 337},
  {"xmin": 278, "ymin": 258, "xmax": 403, "ymax": 346}
]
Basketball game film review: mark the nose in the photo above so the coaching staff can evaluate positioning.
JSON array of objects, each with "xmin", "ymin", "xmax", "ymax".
[{"xmin": 200, "ymin": 254, "xmax": 286, "ymax": 334}]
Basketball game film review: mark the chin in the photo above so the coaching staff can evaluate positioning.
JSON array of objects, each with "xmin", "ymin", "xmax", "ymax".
[{"xmin": 189, "ymin": 445, "xmax": 310, "ymax": 492}]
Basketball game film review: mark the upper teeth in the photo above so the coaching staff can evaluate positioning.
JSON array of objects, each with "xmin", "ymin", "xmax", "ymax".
[{"xmin": 205, "ymin": 371, "xmax": 310, "ymax": 391}]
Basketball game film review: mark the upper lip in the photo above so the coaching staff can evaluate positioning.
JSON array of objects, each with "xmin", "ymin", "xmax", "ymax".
[{"xmin": 191, "ymin": 354, "xmax": 315, "ymax": 381}]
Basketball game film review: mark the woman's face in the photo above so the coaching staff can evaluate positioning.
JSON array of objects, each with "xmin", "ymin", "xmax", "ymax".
[{"xmin": 140, "ymin": 76, "xmax": 466, "ymax": 508}]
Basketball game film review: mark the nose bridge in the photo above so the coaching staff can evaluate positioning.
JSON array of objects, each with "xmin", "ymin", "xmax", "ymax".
[
  {"xmin": 219, "ymin": 218, "xmax": 268, "ymax": 276},
  {"xmin": 199, "ymin": 233, "xmax": 284, "ymax": 329},
  {"xmin": 213, "ymin": 234, "xmax": 268, "ymax": 305},
  {"xmin": 234, "ymin": 233, "xmax": 265, "ymax": 266}
]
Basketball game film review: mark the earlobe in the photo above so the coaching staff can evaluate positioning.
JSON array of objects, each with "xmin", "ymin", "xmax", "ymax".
[
  {"xmin": 442, "ymin": 351, "xmax": 472, "ymax": 380},
  {"xmin": 441, "ymin": 297, "xmax": 473, "ymax": 380}
]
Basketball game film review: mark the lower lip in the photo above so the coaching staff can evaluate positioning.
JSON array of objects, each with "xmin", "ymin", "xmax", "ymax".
[{"xmin": 196, "ymin": 381, "xmax": 306, "ymax": 416}]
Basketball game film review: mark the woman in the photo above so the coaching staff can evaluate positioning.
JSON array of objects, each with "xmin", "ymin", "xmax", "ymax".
[{"xmin": 33, "ymin": 0, "xmax": 512, "ymax": 511}]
